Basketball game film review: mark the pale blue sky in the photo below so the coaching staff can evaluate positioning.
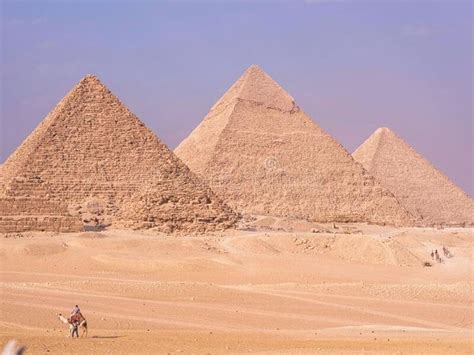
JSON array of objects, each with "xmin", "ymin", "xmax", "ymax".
[{"xmin": 1, "ymin": 0, "xmax": 472, "ymax": 195}]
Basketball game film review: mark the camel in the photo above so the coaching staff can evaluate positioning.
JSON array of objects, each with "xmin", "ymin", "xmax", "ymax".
[
  {"xmin": 2, "ymin": 340, "xmax": 26, "ymax": 355},
  {"xmin": 57, "ymin": 313, "xmax": 88, "ymax": 338}
]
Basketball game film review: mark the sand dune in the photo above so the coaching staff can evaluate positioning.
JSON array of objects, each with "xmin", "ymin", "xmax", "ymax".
[{"xmin": 1, "ymin": 222, "xmax": 473, "ymax": 354}]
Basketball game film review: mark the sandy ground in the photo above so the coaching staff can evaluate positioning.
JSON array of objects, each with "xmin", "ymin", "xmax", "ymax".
[{"xmin": 1, "ymin": 217, "xmax": 473, "ymax": 354}]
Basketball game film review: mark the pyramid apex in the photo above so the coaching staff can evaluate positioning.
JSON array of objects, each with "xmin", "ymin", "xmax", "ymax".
[
  {"xmin": 209, "ymin": 65, "xmax": 297, "ymax": 113},
  {"xmin": 78, "ymin": 74, "xmax": 102, "ymax": 84},
  {"xmin": 375, "ymin": 127, "xmax": 394, "ymax": 134},
  {"xmin": 355, "ymin": 127, "xmax": 400, "ymax": 156},
  {"xmin": 371, "ymin": 127, "xmax": 401, "ymax": 142},
  {"xmin": 242, "ymin": 64, "xmax": 270, "ymax": 79},
  {"xmin": 68, "ymin": 74, "xmax": 111, "ymax": 97},
  {"xmin": 234, "ymin": 65, "xmax": 297, "ymax": 112},
  {"xmin": 246, "ymin": 64, "xmax": 264, "ymax": 72},
  {"xmin": 74, "ymin": 75, "xmax": 107, "ymax": 91}
]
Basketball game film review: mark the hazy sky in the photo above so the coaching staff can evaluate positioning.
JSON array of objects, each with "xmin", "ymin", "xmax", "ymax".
[{"xmin": 1, "ymin": 0, "xmax": 472, "ymax": 195}]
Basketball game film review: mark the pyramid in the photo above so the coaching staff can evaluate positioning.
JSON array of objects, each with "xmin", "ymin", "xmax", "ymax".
[
  {"xmin": 353, "ymin": 127, "xmax": 474, "ymax": 226},
  {"xmin": 0, "ymin": 75, "xmax": 237, "ymax": 233},
  {"xmin": 175, "ymin": 65, "xmax": 415, "ymax": 225}
]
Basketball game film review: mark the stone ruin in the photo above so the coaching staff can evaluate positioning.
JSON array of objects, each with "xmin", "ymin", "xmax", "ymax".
[{"xmin": 0, "ymin": 75, "xmax": 237, "ymax": 233}]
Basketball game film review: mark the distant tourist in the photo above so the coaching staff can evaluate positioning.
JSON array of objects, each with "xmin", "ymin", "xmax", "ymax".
[
  {"xmin": 431, "ymin": 251, "xmax": 434, "ymax": 260},
  {"xmin": 434, "ymin": 250, "xmax": 444, "ymax": 263},
  {"xmin": 442, "ymin": 246, "xmax": 452, "ymax": 258},
  {"xmin": 71, "ymin": 321, "xmax": 80, "ymax": 338},
  {"xmin": 71, "ymin": 305, "xmax": 81, "ymax": 317}
]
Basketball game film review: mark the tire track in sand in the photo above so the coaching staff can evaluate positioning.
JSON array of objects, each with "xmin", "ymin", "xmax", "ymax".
[
  {"xmin": 223, "ymin": 285, "xmax": 466, "ymax": 332},
  {"xmin": 0, "ymin": 284, "xmax": 356, "ymax": 329}
]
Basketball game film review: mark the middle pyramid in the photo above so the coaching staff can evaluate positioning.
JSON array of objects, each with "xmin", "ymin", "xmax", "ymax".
[{"xmin": 175, "ymin": 65, "xmax": 414, "ymax": 225}]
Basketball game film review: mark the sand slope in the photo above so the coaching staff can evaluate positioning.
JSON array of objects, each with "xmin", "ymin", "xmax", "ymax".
[{"xmin": 1, "ymin": 223, "xmax": 472, "ymax": 354}]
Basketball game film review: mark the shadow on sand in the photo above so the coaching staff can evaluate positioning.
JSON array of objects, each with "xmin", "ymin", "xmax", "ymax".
[
  {"xmin": 84, "ymin": 224, "xmax": 107, "ymax": 232},
  {"xmin": 90, "ymin": 335, "xmax": 126, "ymax": 339}
]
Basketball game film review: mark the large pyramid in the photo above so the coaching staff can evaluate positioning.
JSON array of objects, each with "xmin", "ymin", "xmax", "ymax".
[
  {"xmin": 353, "ymin": 127, "xmax": 474, "ymax": 226},
  {"xmin": 0, "ymin": 75, "xmax": 237, "ymax": 233},
  {"xmin": 175, "ymin": 65, "xmax": 414, "ymax": 225}
]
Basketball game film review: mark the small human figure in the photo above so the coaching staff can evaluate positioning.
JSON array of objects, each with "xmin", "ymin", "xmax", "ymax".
[
  {"xmin": 69, "ymin": 305, "xmax": 82, "ymax": 327},
  {"xmin": 71, "ymin": 305, "xmax": 80, "ymax": 317},
  {"xmin": 431, "ymin": 251, "xmax": 434, "ymax": 260},
  {"xmin": 71, "ymin": 321, "xmax": 79, "ymax": 338},
  {"xmin": 443, "ymin": 246, "xmax": 452, "ymax": 258}
]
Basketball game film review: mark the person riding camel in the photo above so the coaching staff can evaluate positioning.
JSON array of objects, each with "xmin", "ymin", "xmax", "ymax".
[
  {"xmin": 70, "ymin": 305, "xmax": 82, "ymax": 324},
  {"xmin": 71, "ymin": 305, "xmax": 80, "ymax": 316}
]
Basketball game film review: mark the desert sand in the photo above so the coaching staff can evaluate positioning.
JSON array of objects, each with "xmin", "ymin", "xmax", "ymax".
[{"xmin": 1, "ymin": 219, "xmax": 472, "ymax": 354}]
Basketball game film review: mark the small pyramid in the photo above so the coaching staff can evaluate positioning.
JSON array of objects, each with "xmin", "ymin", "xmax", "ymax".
[
  {"xmin": 175, "ymin": 65, "xmax": 414, "ymax": 225},
  {"xmin": 1, "ymin": 75, "xmax": 237, "ymax": 233},
  {"xmin": 353, "ymin": 127, "xmax": 474, "ymax": 226}
]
